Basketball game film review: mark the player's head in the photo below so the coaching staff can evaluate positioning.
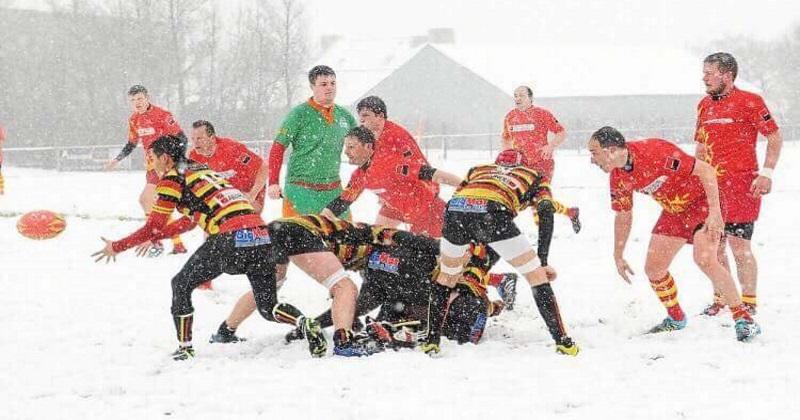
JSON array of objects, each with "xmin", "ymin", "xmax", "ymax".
[
  {"xmin": 128, "ymin": 84, "xmax": 150, "ymax": 114},
  {"xmin": 152, "ymin": 134, "xmax": 187, "ymax": 174},
  {"xmin": 308, "ymin": 65, "xmax": 337, "ymax": 106},
  {"xmin": 356, "ymin": 96, "xmax": 387, "ymax": 135},
  {"xmin": 191, "ymin": 120, "xmax": 216, "ymax": 156},
  {"xmin": 703, "ymin": 52, "xmax": 737, "ymax": 96},
  {"xmin": 513, "ymin": 85, "xmax": 534, "ymax": 110},
  {"xmin": 495, "ymin": 149, "xmax": 528, "ymax": 167},
  {"xmin": 588, "ymin": 126, "xmax": 627, "ymax": 173},
  {"xmin": 343, "ymin": 126, "xmax": 375, "ymax": 166}
]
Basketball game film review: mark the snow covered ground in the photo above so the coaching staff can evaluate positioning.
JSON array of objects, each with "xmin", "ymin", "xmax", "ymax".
[{"xmin": 1, "ymin": 144, "xmax": 798, "ymax": 419}]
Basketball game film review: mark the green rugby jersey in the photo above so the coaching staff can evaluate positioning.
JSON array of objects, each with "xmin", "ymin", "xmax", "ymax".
[{"xmin": 275, "ymin": 99, "xmax": 357, "ymax": 185}]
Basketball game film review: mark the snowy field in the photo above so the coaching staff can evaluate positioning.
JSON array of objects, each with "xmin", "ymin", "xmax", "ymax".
[{"xmin": 1, "ymin": 144, "xmax": 798, "ymax": 419}]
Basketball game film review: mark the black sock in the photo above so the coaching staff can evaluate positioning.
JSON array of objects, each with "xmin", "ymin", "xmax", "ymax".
[
  {"xmin": 271, "ymin": 302, "xmax": 304, "ymax": 326},
  {"xmin": 531, "ymin": 283, "xmax": 568, "ymax": 344}
]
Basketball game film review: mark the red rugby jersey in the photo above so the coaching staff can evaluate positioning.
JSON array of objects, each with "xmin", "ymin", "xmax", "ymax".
[
  {"xmin": 127, "ymin": 105, "xmax": 183, "ymax": 150},
  {"xmin": 694, "ymin": 87, "xmax": 778, "ymax": 175},
  {"xmin": 610, "ymin": 139, "xmax": 705, "ymax": 214},
  {"xmin": 189, "ymin": 137, "xmax": 263, "ymax": 193},
  {"xmin": 341, "ymin": 121, "xmax": 438, "ymax": 217},
  {"xmin": 502, "ymin": 106, "xmax": 564, "ymax": 165}
]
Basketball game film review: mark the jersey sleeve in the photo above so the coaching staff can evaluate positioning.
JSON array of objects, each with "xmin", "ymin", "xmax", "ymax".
[
  {"xmin": 610, "ymin": 172, "xmax": 633, "ymax": 212},
  {"xmin": 275, "ymin": 107, "xmax": 303, "ymax": 146},
  {"xmin": 111, "ymin": 175, "xmax": 181, "ymax": 252},
  {"xmin": 232, "ymin": 141, "xmax": 263, "ymax": 171},
  {"xmin": 340, "ymin": 168, "xmax": 367, "ymax": 202},
  {"xmin": 658, "ymin": 141, "xmax": 696, "ymax": 179},
  {"xmin": 544, "ymin": 110, "xmax": 564, "ymax": 133},
  {"xmin": 749, "ymin": 96, "xmax": 779, "ymax": 136},
  {"xmin": 127, "ymin": 117, "xmax": 138, "ymax": 143},
  {"xmin": 159, "ymin": 110, "xmax": 182, "ymax": 136}
]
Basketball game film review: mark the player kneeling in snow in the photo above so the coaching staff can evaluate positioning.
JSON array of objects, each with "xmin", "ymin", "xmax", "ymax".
[{"xmin": 91, "ymin": 135, "xmax": 324, "ymax": 360}]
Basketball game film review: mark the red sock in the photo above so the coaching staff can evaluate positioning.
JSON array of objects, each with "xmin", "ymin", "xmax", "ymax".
[
  {"xmin": 651, "ymin": 273, "xmax": 685, "ymax": 321},
  {"xmin": 731, "ymin": 305, "xmax": 753, "ymax": 322}
]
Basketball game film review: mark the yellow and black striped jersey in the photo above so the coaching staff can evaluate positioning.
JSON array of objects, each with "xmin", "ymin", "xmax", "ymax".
[{"xmin": 454, "ymin": 164, "xmax": 552, "ymax": 216}]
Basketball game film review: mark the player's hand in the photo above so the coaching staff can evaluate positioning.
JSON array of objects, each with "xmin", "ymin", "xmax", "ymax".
[
  {"xmin": 614, "ymin": 257, "xmax": 634, "ymax": 284},
  {"xmin": 134, "ymin": 241, "xmax": 155, "ymax": 257},
  {"xmin": 103, "ymin": 159, "xmax": 119, "ymax": 171},
  {"xmin": 540, "ymin": 144, "xmax": 555, "ymax": 160},
  {"xmin": 531, "ymin": 265, "xmax": 557, "ymax": 284},
  {"xmin": 267, "ymin": 184, "xmax": 282, "ymax": 200},
  {"xmin": 92, "ymin": 237, "xmax": 118, "ymax": 263},
  {"xmin": 703, "ymin": 212, "xmax": 724, "ymax": 237},
  {"xmin": 750, "ymin": 175, "xmax": 772, "ymax": 198},
  {"xmin": 320, "ymin": 208, "xmax": 338, "ymax": 221}
]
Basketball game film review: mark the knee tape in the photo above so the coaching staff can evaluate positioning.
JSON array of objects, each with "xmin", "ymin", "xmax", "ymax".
[
  {"xmin": 516, "ymin": 257, "xmax": 541, "ymax": 274},
  {"xmin": 489, "ymin": 234, "xmax": 532, "ymax": 261},
  {"xmin": 440, "ymin": 238, "xmax": 469, "ymax": 259},
  {"xmin": 322, "ymin": 268, "xmax": 349, "ymax": 290}
]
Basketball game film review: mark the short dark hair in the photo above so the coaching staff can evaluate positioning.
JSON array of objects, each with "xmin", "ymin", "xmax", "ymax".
[
  {"xmin": 356, "ymin": 96, "xmax": 387, "ymax": 118},
  {"xmin": 152, "ymin": 135, "xmax": 186, "ymax": 162},
  {"xmin": 591, "ymin": 126, "xmax": 626, "ymax": 148},
  {"xmin": 346, "ymin": 126, "xmax": 375, "ymax": 145},
  {"xmin": 519, "ymin": 85, "xmax": 533, "ymax": 98},
  {"xmin": 308, "ymin": 65, "xmax": 336, "ymax": 85},
  {"xmin": 128, "ymin": 84, "xmax": 148, "ymax": 96},
  {"xmin": 192, "ymin": 120, "xmax": 215, "ymax": 136},
  {"xmin": 704, "ymin": 52, "xmax": 738, "ymax": 80}
]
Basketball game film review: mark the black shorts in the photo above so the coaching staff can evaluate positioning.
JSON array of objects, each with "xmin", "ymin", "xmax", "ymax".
[
  {"xmin": 442, "ymin": 201, "xmax": 520, "ymax": 246},
  {"xmin": 724, "ymin": 222, "xmax": 755, "ymax": 240},
  {"xmin": 267, "ymin": 221, "xmax": 327, "ymax": 261}
]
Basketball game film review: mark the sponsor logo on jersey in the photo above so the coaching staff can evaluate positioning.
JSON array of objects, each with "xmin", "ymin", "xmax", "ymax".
[
  {"xmin": 702, "ymin": 118, "xmax": 735, "ymax": 125},
  {"xmin": 367, "ymin": 250, "xmax": 400, "ymax": 274},
  {"xmin": 234, "ymin": 227, "xmax": 271, "ymax": 247},
  {"xmin": 217, "ymin": 169, "xmax": 236, "ymax": 179},
  {"xmin": 215, "ymin": 189, "xmax": 247, "ymax": 205},
  {"xmin": 240, "ymin": 154, "xmax": 251, "ymax": 164},
  {"xmin": 509, "ymin": 123, "xmax": 535, "ymax": 132},
  {"xmin": 137, "ymin": 127, "xmax": 156, "ymax": 136},
  {"xmin": 640, "ymin": 175, "xmax": 668, "ymax": 195},
  {"xmin": 449, "ymin": 197, "xmax": 488, "ymax": 213},
  {"xmin": 338, "ymin": 118, "xmax": 350, "ymax": 128}
]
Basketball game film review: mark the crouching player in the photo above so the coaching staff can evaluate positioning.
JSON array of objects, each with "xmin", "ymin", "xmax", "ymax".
[
  {"xmin": 92, "ymin": 135, "xmax": 325, "ymax": 360},
  {"xmin": 424, "ymin": 149, "xmax": 579, "ymax": 357},
  {"xmin": 587, "ymin": 126, "xmax": 760, "ymax": 341}
]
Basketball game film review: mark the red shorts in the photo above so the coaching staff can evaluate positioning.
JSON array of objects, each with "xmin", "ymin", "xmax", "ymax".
[
  {"xmin": 719, "ymin": 171, "xmax": 760, "ymax": 223},
  {"xmin": 380, "ymin": 198, "xmax": 446, "ymax": 238},
  {"xmin": 651, "ymin": 199, "xmax": 709, "ymax": 243}
]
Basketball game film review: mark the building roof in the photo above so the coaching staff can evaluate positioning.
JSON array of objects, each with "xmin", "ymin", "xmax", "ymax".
[{"xmin": 315, "ymin": 37, "xmax": 758, "ymax": 103}]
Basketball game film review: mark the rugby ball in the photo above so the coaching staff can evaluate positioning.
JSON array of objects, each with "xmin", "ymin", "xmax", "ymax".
[{"xmin": 17, "ymin": 210, "xmax": 66, "ymax": 240}]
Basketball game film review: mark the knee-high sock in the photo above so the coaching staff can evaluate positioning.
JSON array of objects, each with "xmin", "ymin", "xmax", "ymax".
[
  {"xmin": 531, "ymin": 283, "xmax": 568, "ymax": 344},
  {"xmin": 650, "ymin": 272, "xmax": 684, "ymax": 321}
]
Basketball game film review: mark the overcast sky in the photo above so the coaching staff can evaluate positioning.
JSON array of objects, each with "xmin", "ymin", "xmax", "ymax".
[
  {"xmin": 10, "ymin": 0, "xmax": 799, "ymax": 48},
  {"xmin": 302, "ymin": 0, "xmax": 798, "ymax": 48}
]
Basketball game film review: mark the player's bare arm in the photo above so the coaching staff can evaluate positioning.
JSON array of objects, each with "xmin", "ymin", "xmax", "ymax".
[
  {"xmin": 613, "ymin": 210, "xmax": 634, "ymax": 283},
  {"xmin": 751, "ymin": 129, "xmax": 782, "ymax": 197}
]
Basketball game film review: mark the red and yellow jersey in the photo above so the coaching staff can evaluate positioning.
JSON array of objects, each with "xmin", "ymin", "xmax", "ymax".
[
  {"xmin": 695, "ymin": 87, "xmax": 779, "ymax": 176},
  {"xmin": 127, "ymin": 105, "xmax": 183, "ymax": 150},
  {"xmin": 112, "ymin": 162, "xmax": 263, "ymax": 252},
  {"xmin": 341, "ymin": 121, "xmax": 439, "ymax": 218},
  {"xmin": 502, "ymin": 106, "xmax": 564, "ymax": 165},
  {"xmin": 189, "ymin": 137, "xmax": 263, "ymax": 193},
  {"xmin": 610, "ymin": 139, "xmax": 705, "ymax": 214},
  {"xmin": 453, "ymin": 164, "xmax": 552, "ymax": 216}
]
